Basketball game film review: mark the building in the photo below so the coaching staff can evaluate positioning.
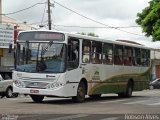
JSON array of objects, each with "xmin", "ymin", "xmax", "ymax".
[
  {"xmin": 0, "ymin": 15, "xmax": 36, "ymax": 79},
  {"xmin": 151, "ymin": 49, "xmax": 160, "ymax": 80},
  {"xmin": 2, "ymin": 15, "xmax": 36, "ymax": 30}
]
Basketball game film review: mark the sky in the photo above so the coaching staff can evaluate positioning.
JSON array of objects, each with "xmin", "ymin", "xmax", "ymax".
[{"xmin": 2, "ymin": 0, "xmax": 160, "ymax": 48}]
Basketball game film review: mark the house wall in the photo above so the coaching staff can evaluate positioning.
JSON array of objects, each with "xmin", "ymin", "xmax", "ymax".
[
  {"xmin": 151, "ymin": 50, "xmax": 160, "ymax": 60},
  {"xmin": 150, "ymin": 50, "xmax": 160, "ymax": 80}
]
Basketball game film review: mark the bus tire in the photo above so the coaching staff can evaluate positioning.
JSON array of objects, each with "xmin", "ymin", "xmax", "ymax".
[
  {"xmin": 72, "ymin": 81, "xmax": 86, "ymax": 103},
  {"xmin": 6, "ymin": 87, "xmax": 13, "ymax": 98},
  {"xmin": 89, "ymin": 94, "xmax": 101, "ymax": 99},
  {"xmin": 30, "ymin": 95, "xmax": 44, "ymax": 103}
]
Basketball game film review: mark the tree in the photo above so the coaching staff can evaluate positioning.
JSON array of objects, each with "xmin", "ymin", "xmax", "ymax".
[
  {"xmin": 136, "ymin": 0, "xmax": 160, "ymax": 41},
  {"xmin": 87, "ymin": 32, "xmax": 99, "ymax": 37}
]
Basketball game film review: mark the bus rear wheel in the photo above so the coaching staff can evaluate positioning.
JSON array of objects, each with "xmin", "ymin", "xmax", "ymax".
[
  {"xmin": 30, "ymin": 95, "xmax": 44, "ymax": 103},
  {"xmin": 72, "ymin": 81, "xmax": 86, "ymax": 103}
]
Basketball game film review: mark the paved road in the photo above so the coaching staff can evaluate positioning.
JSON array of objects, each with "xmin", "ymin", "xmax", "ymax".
[{"xmin": 0, "ymin": 89, "xmax": 160, "ymax": 120}]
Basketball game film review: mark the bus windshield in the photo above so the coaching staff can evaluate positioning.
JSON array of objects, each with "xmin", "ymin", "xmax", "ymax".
[{"xmin": 16, "ymin": 41, "xmax": 66, "ymax": 73}]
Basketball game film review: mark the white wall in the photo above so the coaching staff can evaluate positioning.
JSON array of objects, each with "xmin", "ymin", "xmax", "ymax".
[
  {"xmin": 1, "ymin": 49, "xmax": 14, "ymax": 67},
  {"xmin": 151, "ymin": 50, "xmax": 160, "ymax": 60}
]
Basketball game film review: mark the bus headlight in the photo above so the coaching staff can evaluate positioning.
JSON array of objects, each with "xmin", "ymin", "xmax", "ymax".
[
  {"xmin": 13, "ymin": 80, "xmax": 25, "ymax": 88},
  {"xmin": 46, "ymin": 82, "xmax": 65, "ymax": 89}
]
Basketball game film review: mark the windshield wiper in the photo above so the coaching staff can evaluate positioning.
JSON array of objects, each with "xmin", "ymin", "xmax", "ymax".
[{"xmin": 41, "ymin": 41, "xmax": 53, "ymax": 56}]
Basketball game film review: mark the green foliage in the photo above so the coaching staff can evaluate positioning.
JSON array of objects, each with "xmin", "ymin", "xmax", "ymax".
[
  {"xmin": 78, "ymin": 32, "xmax": 86, "ymax": 35},
  {"xmin": 136, "ymin": 0, "xmax": 160, "ymax": 41},
  {"xmin": 87, "ymin": 32, "xmax": 99, "ymax": 37}
]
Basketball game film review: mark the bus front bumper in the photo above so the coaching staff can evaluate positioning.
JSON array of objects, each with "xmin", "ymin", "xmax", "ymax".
[{"xmin": 13, "ymin": 83, "xmax": 78, "ymax": 97}]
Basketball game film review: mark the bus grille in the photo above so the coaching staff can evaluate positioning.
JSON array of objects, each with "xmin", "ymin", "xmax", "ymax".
[{"xmin": 23, "ymin": 81, "xmax": 49, "ymax": 89}]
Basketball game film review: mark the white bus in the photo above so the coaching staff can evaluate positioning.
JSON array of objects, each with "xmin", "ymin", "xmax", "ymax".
[{"xmin": 13, "ymin": 30, "xmax": 150, "ymax": 103}]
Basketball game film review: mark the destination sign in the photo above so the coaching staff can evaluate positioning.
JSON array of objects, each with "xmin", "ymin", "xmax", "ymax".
[{"xmin": 18, "ymin": 31, "xmax": 64, "ymax": 41}]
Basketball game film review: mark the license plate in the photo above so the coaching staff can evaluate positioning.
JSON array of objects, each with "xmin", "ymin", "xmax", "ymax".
[{"xmin": 30, "ymin": 89, "xmax": 39, "ymax": 93}]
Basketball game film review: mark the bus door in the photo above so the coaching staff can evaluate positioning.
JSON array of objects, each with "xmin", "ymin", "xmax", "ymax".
[{"xmin": 66, "ymin": 38, "xmax": 82, "ymax": 83}]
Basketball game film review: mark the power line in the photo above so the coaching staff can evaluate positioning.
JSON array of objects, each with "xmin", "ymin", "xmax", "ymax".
[
  {"xmin": 41, "ymin": 3, "xmax": 47, "ymax": 25},
  {"xmin": 1, "ymin": 0, "xmax": 143, "ymax": 35},
  {"xmin": 54, "ymin": 24, "xmax": 141, "ymax": 29},
  {"xmin": 0, "ymin": 2, "xmax": 46, "ymax": 15},
  {"xmin": 54, "ymin": 1, "xmax": 144, "ymax": 36},
  {"xmin": 30, "ymin": 20, "xmax": 48, "ymax": 25}
]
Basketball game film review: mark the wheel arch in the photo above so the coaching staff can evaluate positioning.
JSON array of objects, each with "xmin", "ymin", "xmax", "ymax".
[{"xmin": 6, "ymin": 85, "xmax": 13, "ymax": 91}]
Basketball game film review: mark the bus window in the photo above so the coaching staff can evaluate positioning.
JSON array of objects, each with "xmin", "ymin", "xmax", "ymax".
[
  {"xmin": 103, "ymin": 43, "xmax": 113, "ymax": 64},
  {"xmin": 124, "ymin": 46, "xmax": 132, "ymax": 66},
  {"xmin": 114, "ymin": 45, "xmax": 123, "ymax": 65},
  {"xmin": 82, "ymin": 40, "xmax": 91, "ymax": 63},
  {"xmin": 141, "ymin": 49, "xmax": 149, "ymax": 66},
  {"xmin": 134, "ymin": 48, "xmax": 141, "ymax": 66},
  {"xmin": 146, "ymin": 50, "xmax": 150, "ymax": 66},
  {"xmin": 91, "ymin": 41, "xmax": 102, "ymax": 64},
  {"xmin": 68, "ymin": 38, "xmax": 79, "ymax": 69}
]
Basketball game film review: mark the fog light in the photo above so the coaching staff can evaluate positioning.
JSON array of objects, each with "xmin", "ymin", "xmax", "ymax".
[
  {"xmin": 13, "ymin": 80, "xmax": 25, "ymax": 88},
  {"xmin": 47, "ymin": 82, "xmax": 64, "ymax": 89}
]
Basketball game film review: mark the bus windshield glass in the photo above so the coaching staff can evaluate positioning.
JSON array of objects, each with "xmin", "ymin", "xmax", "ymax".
[{"xmin": 16, "ymin": 41, "xmax": 66, "ymax": 73}]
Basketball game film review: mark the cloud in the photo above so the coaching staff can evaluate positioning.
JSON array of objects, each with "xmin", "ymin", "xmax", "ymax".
[{"xmin": 2, "ymin": 0, "xmax": 154, "ymax": 44}]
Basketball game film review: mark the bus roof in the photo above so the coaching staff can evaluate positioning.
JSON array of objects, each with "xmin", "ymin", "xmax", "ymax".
[
  {"xmin": 65, "ymin": 32, "xmax": 151, "ymax": 50},
  {"xmin": 18, "ymin": 30, "xmax": 151, "ymax": 50}
]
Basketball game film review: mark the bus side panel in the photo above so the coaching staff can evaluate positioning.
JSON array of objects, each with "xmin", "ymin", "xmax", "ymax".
[
  {"xmin": 83, "ymin": 64, "xmax": 150, "ymax": 95},
  {"xmin": 132, "ymin": 67, "xmax": 150, "ymax": 91}
]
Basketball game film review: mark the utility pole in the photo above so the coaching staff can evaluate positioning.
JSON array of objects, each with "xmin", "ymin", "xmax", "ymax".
[
  {"xmin": 0, "ymin": 0, "xmax": 2, "ymax": 23},
  {"xmin": 47, "ymin": 0, "xmax": 52, "ymax": 30}
]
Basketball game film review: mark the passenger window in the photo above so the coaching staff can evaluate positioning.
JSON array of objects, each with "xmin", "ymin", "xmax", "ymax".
[
  {"xmin": 141, "ymin": 49, "xmax": 149, "ymax": 66},
  {"xmin": 146, "ymin": 50, "xmax": 150, "ymax": 66},
  {"xmin": 114, "ymin": 45, "xmax": 123, "ymax": 65},
  {"xmin": 82, "ymin": 40, "xmax": 91, "ymax": 63},
  {"xmin": 124, "ymin": 47, "xmax": 133, "ymax": 66},
  {"xmin": 103, "ymin": 43, "xmax": 113, "ymax": 64},
  {"xmin": 91, "ymin": 41, "xmax": 102, "ymax": 64},
  {"xmin": 68, "ymin": 38, "xmax": 79, "ymax": 69},
  {"xmin": 132, "ymin": 48, "xmax": 141, "ymax": 66}
]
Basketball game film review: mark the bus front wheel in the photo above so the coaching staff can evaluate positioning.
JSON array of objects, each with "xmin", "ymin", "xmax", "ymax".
[
  {"xmin": 72, "ymin": 81, "xmax": 86, "ymax": 103},
  {"xmin": 30, "ymin": 95, "xmax": 44, "ymax": 103},
  {"xmin": 6, "ymin": 87, "xmax": 13, "ymax": 98}
]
